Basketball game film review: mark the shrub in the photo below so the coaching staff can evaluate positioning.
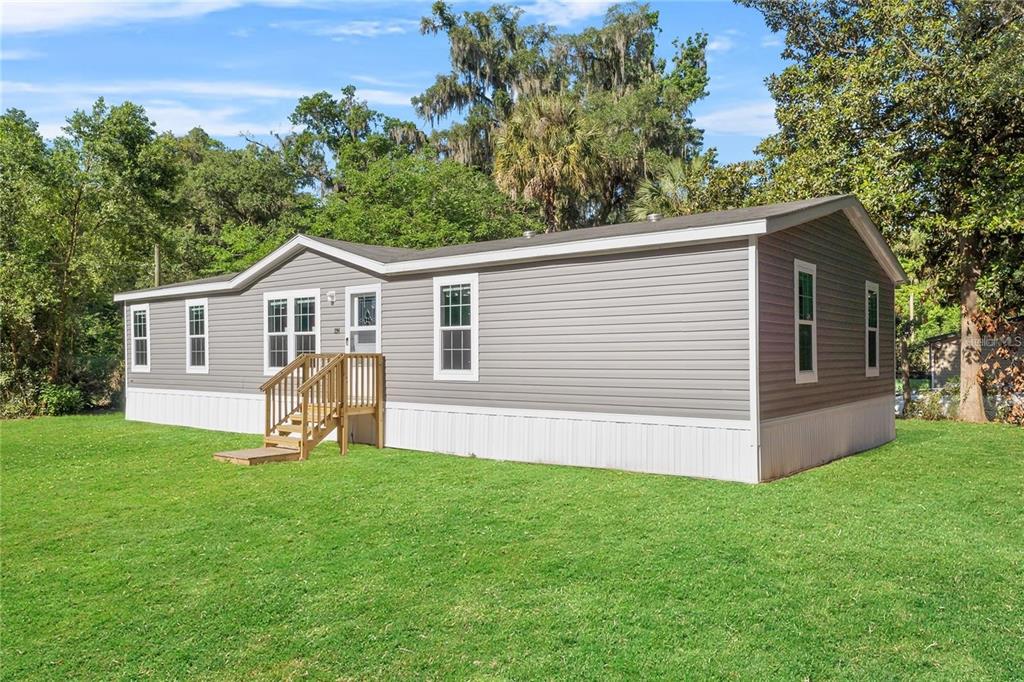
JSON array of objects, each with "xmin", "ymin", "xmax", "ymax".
[
  {"xmin": 908, "ymin": 379, "xmax": 960, "ymax": 420},
  {"xmin": 0, "ymin": 368, "xmax": 41, "ymax": 418},
  {"xmin": 38, "ymin": 383, "xmax": 85, "ymax": 416}
]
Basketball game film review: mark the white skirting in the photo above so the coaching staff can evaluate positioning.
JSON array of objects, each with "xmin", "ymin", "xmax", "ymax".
[
  {"xmin": 126, "ymin": 387, "xmax": 264, "ymax": 434},
  {"xmin": 759, "ymin": 394, "xmax": 896, "ymax": 481},
  {"xmin": 384, "ymin": 402, "xmax": 758, "ymax": 483},
  {"xmin": 124, "ymin": 388, "xmax": 759, "ymax": 482}
]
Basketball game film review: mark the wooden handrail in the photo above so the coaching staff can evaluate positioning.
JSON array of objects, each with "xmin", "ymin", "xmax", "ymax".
[
  {"xmin": 259, "ymin": 353, "xmax": 307, "ymax": 391},
  {"xmin": 262, "ymin": 352, "xmax": 385, "ymax": 458},
  {"xmin": 298, "ymin": 353, "xmax": 344, "ymax": 392}
]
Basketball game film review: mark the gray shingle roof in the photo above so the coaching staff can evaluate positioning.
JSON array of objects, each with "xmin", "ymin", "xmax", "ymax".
[
  {"xmin": 304, "ymin": 195, "xmax": 849, "ymax": 263},
  {"xmin": 126, "ymin": 271, "xmax": 238, "ymax": 295}
]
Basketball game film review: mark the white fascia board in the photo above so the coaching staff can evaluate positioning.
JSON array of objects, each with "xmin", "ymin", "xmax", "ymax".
[
  {"xmin": 385, "ymin": 219, "xmax": 766, "ymax": 274},
  {"xmin": 840, "ymin": 206, "xmax": 909, "ymax": 285},
  {"xmin": 113, "ymin": 220, "xmax": 767, "ymax": 302},
  {"xmin": 763, "ymin": 197, "xmax": 907, "ymax": 285}
]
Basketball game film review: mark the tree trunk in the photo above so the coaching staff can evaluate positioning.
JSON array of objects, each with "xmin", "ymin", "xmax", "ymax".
[
  {"xmin": 543, "ymin": 193, "xmax": 557, "ymax": 233},
  {"xmin": 959, "ymin": 274, "xmax": 987, "ymax": 422}
]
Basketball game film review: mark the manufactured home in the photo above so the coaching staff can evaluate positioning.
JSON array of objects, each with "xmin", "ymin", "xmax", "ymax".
[{"xmin": 114, "ymin": 195, "xmax": 907, "ymax": 482}]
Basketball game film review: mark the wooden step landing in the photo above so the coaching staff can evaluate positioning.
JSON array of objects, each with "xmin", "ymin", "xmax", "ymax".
[{"xmin": 213, "ymin": 446, "xmax": 301, "ymax": 466}]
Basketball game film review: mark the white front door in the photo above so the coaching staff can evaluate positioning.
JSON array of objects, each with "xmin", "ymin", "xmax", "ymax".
[{"xmin": 347, "ymin": 287, "xmax": 379, "ymax": 353}]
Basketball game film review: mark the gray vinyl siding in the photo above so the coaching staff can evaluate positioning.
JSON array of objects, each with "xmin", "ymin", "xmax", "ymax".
[
  {"xmin": 384, "ymin": 242, "xmax": 751, "ymax": 420},
  {"xmin": 126, "ymin": 242, "xmax": 751, "ymax": 420},
  {"xmin": 758, "ymin": 211, "xmax": 895, "ymax": 420},
  {"xmin": 126, "ymin": 250, "xmax": 379, "ymax": 393}
]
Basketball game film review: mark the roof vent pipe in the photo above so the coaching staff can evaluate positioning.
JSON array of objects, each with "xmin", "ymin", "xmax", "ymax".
[
  {"xmin": 646, "ymin": 213, "xmax": 662, "ymax": 223},
  {"xmin": 523, "ymin": 230, "xmax": 535, "ymax": 238}
]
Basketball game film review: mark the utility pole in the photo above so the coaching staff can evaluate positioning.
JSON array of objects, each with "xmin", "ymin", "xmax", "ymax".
[{"xmin": 154, "ymin": 243, "xmax": 161, "ymax": 287}]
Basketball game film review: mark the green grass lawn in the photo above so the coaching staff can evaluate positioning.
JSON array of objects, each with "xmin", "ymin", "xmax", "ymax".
[{"xmin": 2, "ymin": 415, "xmax": 1021, "ymax": 680}]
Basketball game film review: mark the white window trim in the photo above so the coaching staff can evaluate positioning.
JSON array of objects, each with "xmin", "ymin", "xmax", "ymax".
[
  {"xmin": 433, "ymin": 273, "xmax": 479, "ymax": 382},
  {"xmin": 794, "ymin": 260, "xmax": 818, "ymax": 384},
  {"xmin": 344, "ymin": 283, "xmax": 382, "ymax": 353},
  {"xmin": 184, "ymin": 298, "xmax": 209, "ymax": 374},
  {"xmin": 262, "ymin": 288, "xmax": 321, "ymax": 376},
  {"xmin": 865, "ymin": 281, "xmax": 880, "ymax": 377},
  {"xmin": 129, "ymin": 303, "xmax": 151, "ymax": 373}
]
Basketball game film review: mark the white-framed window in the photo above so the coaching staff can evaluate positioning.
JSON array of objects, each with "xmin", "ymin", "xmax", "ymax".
[
  {"xmin": 794, "ymin": 260, "xmax": 817, "ymax": 384},
  {"xmin": 865, "ymin": 281, "xmax": 880, "ymax": 377},
  {"xmin": 130, "ymin": 303, "xmax": 150, "ymax": 373},
  {"xmin": 263, "ymin": 289, "xmax": 320, "ymax": 375},
  {"xmin": 345, "ymin": 283, "xmax": 381, "ymax": 353},
  {"xmin": 185, "ymin": 298, "xmax": 209, "ymax": 374},
  {"xmin": 433, "ymin": 273, "xmax": 479, "ymax": 381}
]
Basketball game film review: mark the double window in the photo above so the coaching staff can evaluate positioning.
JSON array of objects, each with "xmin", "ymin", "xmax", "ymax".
[
  {"xmin": 263, "ymin": 289, "xmax": 320, "ymax": 374},
  {"xmin": 794, "ymin": 260, "xmax": 817, "ymax": 383},
  {"xmin": 130, "ymin": 304, "xmax": 150, "ymax": 373},
  {"xmin": 433, "ymin": 273, "xmax": 478, "ymax": 381},
  {"xmin": 865, "ymin": 281, "xmax": 879, "ymax": 377},
  {"xmin": 185, "ymin": 299, "xmax": 208, "ymax": 373}
]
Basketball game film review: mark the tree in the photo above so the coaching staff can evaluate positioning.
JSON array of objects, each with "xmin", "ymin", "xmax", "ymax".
[
  {"xmin": 204, "ymin": 153, "xmax": 543, "ymax": 273},
  {"xmin": 415, "ymin": 2, "xmax": 559, "ymax": 169},
  {"xmin": 417, "ymin": 1, "xmax": 710, "ymax": 224},
  {"xmin": 170, "ymin": 128, "xmax": 313, "ymax": 277},
  {"xmin": 273, "ymin": 85, "xmax": 425, "ymax": 197},
  {"xmin": 493, "ymin": 95, "xmax": 603, "ymax": 231},
  {"xmin": 743, "ymin": 0, "xmax": 1024, "ymax": 422},
  {"xmin": 627, "ymin": 150, "xmax": 757, "ymax": 221},
  {"xmin": 0, "ymin": 102, "xmax": 179, "ymax": 408}
]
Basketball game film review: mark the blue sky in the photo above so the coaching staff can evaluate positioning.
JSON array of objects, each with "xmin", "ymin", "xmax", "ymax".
[{"xmin": 0, "ymin": 1, "xmax": 786, "ymax": 163}]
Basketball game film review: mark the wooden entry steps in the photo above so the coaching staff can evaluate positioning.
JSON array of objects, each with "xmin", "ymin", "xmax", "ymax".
[
  {"xmin": 213, "ymin": 446, "xmax": 301, "ymax": 466},
  {"xmin": 213, "ymin": 352, "xmax": 385, "ymax": 465}
]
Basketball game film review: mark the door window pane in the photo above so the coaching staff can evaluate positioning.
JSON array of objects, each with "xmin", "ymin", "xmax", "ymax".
[
  {"xmin": 352, "ymin": 330, "xmax": 377, "ymax": 352},
  {"xmin": 356, "ymin": 295, "xmax": 376, "ymax": 327}
]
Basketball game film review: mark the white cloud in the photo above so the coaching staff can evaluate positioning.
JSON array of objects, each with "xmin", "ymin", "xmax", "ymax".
[
  {"xmin": 2, "ymin": 79, "xmax": 306, "ymax": 99},
  {"xmin": 356, "ymin": 88, "xmax": 413, "ymax": 106},
  {"xmin": 274, "ymin": 18, "xmax": 419, "ymax": 39},
  {"xmin": 522, "ymin": 0, "xmax": 613, "ymax": 27},
  {"xmin": 0, "ymin": 1, "xmax": 311, "ymax": 34},
  {"xmin": 0, "ymin": 1, "xmax": 238, "ymax": 34},
  {"xmin": 761, "ymin": 35, "xmax": 783, "ymax": 48},
  {"xmin": 706, "ymin": 35, "xmax": 736, "ymax": 53},
  {"xmin": 350, "ymin": 74, "xmax": 412, "ymax": 89},
  {"xmin": 34, "ymin": 99, "xmax": 291, "ymax": 139},
  {"xmin": 695, "ymin": 101, "xmax": 777, "ymax": 137},
  {"xmin": 0, "ymin": 48, "xmax": 44, "ymax": 60},
  {"xmin": 143, "ymin": 101, "xmax": 288, "ymax": 136}
]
